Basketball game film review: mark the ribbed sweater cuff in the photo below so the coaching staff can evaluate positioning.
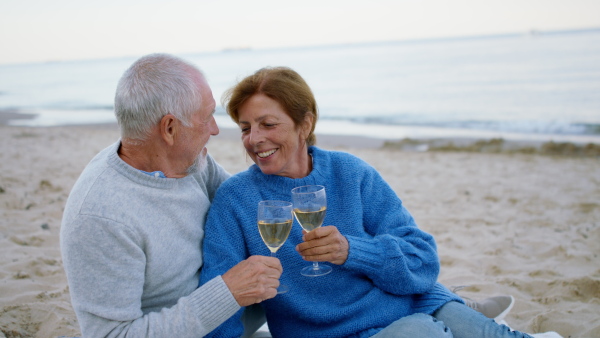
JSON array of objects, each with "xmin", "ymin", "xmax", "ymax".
[
  {"xmin": 191, "ymin": 276, "xmax": 240, "ymax": 330},
  {"xmin": 344, "ymin": 236, "xmax": 385, "ymax": 274}
]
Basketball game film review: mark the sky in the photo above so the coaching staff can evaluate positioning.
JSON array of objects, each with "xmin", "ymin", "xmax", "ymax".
[{"xmin": 1, "ymin": 0, "xmax": 599, "ymax": 65}]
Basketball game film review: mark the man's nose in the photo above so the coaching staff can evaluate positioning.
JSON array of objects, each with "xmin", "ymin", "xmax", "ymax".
[{"xmin": 209, "ymin": 115, "xmax": 219, "ymax": 136}]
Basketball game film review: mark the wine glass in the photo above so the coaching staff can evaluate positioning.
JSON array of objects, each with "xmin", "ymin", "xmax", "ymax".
[
  {"xmin": 291, "ymin": 185, "xmax": 333, "ymax": 277},
  {"xmin": 257, "ymin": 200, "xmax": 293, "ymax": 294}
]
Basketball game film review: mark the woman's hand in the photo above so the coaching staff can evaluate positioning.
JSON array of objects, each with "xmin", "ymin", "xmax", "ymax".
[{"xmin": 296, "ymin": 225, "xmax": 349, "ymax": 265}]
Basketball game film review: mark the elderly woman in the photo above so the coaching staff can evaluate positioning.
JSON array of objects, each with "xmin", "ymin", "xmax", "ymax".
[{"xmin": 199, "ymin": 67, "xmax": 533, "ymax": 338}]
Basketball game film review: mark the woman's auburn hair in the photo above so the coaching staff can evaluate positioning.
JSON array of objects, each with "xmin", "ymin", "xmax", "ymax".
[{"xmin": 222, "ymin": 66, "xmax": 318, "ymax": 146}]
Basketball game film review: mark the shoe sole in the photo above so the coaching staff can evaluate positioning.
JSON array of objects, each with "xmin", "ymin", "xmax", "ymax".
[{"xmin": 494, "ymin": 295, "xmax": 515, "ymax": 323}]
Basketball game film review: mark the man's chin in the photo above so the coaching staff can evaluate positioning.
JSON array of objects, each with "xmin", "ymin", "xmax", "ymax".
[{"xmin": 186, "ymin": 150, "xmax": 208, "ymax": 175}]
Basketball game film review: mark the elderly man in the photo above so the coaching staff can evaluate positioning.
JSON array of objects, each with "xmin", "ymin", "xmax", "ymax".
[{"xmin": 60, "ymin": 54, "xmax": 281, "ymax": 337}]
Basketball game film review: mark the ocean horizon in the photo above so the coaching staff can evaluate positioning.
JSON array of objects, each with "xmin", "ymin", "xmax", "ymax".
[{"xmin": 1, "ymin": 28, "xmax": 599, "ymax": 144}]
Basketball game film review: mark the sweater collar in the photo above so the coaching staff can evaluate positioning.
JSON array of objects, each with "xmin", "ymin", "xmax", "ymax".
[{"xmin": 107, "ymin": 141, "xmax": 180, "ymax": 189}]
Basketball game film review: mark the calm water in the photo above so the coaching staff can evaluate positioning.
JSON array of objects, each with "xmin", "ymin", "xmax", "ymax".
[{"xmin": 1, "ymin": 29, "xmax": 599, "ymax": 143}]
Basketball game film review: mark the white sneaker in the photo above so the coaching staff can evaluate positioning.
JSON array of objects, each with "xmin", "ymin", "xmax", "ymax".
[
  {"xmin": 464, "ymin": 295, "xmax": 515, "ymax": 322},
  {"xmin": 529, "ymin": 332, "xmax": 563, "ymax": 338},
  {"xmin": 497, "ymin": 320, "xmax": 563, "ymax": 338}
]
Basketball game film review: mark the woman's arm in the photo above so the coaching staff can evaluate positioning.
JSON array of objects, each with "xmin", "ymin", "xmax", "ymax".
[{"xmin": 348, "ymin": 165, "xmax": 440, "ymax": 295}]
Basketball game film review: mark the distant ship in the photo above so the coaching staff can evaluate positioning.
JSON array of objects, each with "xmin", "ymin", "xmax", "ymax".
[{"xmin": 221, "ymin": 46, "xmax": 252, "ymax": 52}]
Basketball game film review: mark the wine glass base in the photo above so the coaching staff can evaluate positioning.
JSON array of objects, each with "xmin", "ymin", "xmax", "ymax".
[
  {"xmin": 277, "ymin": 284, "xmax": 289, "ymax": 294},
  {"xmin": 301, "ymin": 264, "xmax": 332, "ymax": 277}
]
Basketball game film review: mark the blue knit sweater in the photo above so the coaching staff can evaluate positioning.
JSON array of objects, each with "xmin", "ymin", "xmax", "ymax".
[{"xmin": 200, "ymin": 147, "xmax": 461, "ymax": 338}]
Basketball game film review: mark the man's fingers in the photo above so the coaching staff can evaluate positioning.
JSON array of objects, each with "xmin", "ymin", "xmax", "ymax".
[
  {"xmin": 223, "ymin": 256, "xmax": 283, "ymax": 306},
  {"xmin": 247, "ymin": 255, "xmax": 283, "ymax": 273}
]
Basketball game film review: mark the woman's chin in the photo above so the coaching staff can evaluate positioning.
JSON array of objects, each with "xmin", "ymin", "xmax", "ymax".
[
  {"xmin": 259, "ymin": 167, "xmax": 274, "ymax": 175},
  {"xmin": 258, "ymin": 164, "xmax": 280, "ymax": 176}
]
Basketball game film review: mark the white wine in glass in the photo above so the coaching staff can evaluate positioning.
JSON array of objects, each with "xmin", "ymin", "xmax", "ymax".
[
  {"xmin": 291, "ymin": 185, "xmax": 333, "ymax": 277},
  {"xmin": 257, "ymin": 200, "xmax": 293, "ymax": 294}
]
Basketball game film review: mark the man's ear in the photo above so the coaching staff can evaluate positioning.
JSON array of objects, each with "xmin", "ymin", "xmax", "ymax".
[{"xmin": 160, "ymin": 114, "xmax": 177, "ymax": 146}]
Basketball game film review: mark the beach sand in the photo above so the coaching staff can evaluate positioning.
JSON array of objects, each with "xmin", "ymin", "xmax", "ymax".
[{"xmin": 0, "ymin": 124, "xmax": 599, "ymax": 337}]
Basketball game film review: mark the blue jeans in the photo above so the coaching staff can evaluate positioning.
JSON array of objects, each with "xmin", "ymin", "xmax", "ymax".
[
  {"xmin": 372, "ymin": 301, "xmax": 533, "ymax": 338},
  {"xmin": 371, "ymin": 313, "xmax": 452, "ymax": 338}
]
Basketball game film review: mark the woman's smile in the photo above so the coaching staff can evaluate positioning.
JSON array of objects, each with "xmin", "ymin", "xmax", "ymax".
[{"xmin": 256, "ymin": 148, "xmax": 278, "ymax": 159}]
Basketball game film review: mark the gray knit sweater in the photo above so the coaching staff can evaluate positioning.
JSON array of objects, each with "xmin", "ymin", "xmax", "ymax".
[{"xmin": 61, "ymin": 141, "xmax": 238, "ymax": 337}]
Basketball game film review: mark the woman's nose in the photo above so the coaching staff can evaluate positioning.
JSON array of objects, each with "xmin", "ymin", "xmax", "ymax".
[{"xmin": 248, "ymin": 127, "xmax": 264, "ymax": 145}]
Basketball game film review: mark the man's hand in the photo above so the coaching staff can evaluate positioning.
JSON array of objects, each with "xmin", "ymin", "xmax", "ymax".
[
  {"xmin": 222, "ymin": 255, "xmax": 282, "ymax": 307},
  {"xmin": 296, "ymin": 225, "xmax": 349, "ymax": 265}
]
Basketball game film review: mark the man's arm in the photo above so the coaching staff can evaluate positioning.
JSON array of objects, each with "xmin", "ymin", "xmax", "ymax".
[{"xmin": 61, "ymin": 215, "xmax": 240, "ymax": 338}]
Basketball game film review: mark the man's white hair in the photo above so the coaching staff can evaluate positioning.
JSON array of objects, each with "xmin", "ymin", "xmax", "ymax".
[{"xmin": 114, "ymin": 53, "xmax": 204, "ymax": 140}]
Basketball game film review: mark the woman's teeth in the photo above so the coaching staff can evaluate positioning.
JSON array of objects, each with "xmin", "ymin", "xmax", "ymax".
[{"xmin": 257, "ymin": 149, "xmax": 277, "ymax": 158}]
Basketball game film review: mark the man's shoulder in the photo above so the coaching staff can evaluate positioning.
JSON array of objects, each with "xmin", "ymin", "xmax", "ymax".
[
  {"xmin": 69, "ymin": 144, "xmax": 114, "ymax": 191},
  {"xmin": 63, "ymin": 143, "xmax": 125, "ymax": 214},
  {"xmin": 190, "ymin": 154, "xmax": 231, "ymax": 200}
]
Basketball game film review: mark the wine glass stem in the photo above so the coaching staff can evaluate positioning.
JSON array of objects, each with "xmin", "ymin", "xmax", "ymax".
[{"xmin": 313, "ymin": 262, "xmax": 319, "ymax": 269}]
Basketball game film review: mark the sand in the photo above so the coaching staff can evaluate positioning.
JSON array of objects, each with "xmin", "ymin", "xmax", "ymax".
[{"xmin": 0, "ymin": 124, "xmax": 599, "ymax": 338}]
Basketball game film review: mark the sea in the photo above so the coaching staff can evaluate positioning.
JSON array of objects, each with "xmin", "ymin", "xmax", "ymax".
[{"xmin": 1, "ymin": 29, "xmax": 599, "ymax": 144}]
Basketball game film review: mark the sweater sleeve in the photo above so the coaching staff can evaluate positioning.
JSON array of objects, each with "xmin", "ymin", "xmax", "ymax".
[
  {"xmin": 199, "ymin": 185, "xmax": 251, "ymax": 338},
  {"xmin": 340, "ymin": 162, "xmax": 440, "ymax": 296},
  {"xmin": 61, "ymin": 214, "xmax": 240, "ymax": 338}
]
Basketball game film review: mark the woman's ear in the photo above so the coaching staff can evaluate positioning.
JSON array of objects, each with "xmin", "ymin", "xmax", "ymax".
[{"xmin": 301, "ymin": 113, "xmax": 314, "ymax": 140}]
